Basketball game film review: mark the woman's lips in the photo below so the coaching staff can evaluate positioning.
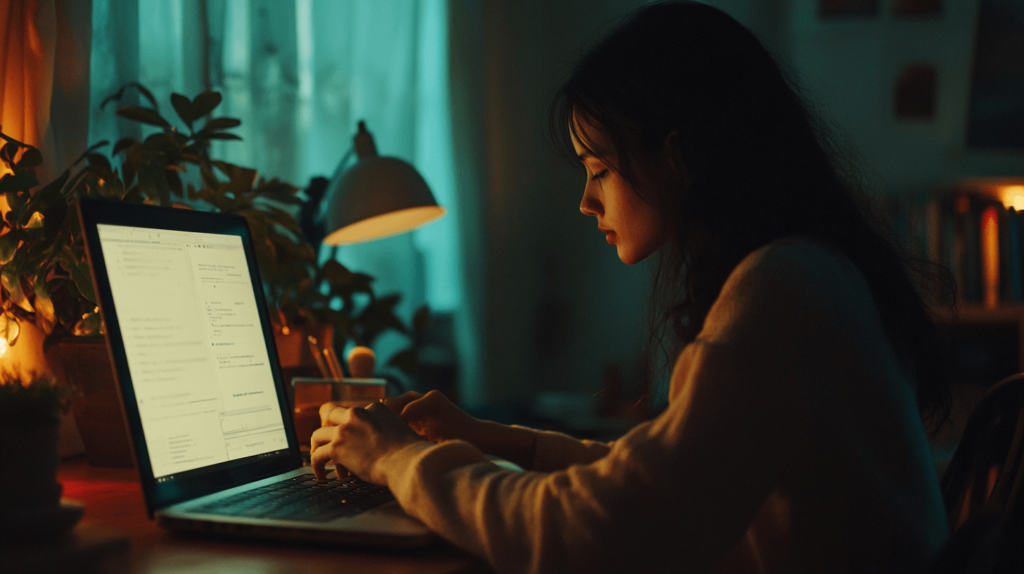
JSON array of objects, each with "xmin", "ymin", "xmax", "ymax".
[{"xmin": 602, "ymin": 230, "xmax": 615, "ymax": 244}]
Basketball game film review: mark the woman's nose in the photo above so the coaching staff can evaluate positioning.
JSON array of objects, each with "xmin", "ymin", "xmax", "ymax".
[{"xmin": 580, "ymin": 184, "xmax": 602, "ymax": 217}]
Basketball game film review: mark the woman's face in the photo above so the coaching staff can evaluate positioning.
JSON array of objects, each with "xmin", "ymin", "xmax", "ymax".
[{"xmin": 572, "ymin": 116, "xmax": 670, "ymax": 265}]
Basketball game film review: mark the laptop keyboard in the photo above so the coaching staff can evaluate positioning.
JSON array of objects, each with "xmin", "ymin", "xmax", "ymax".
[{"xmin": 191, "ymin": 474, "xmax": 394, "ymax": 523}]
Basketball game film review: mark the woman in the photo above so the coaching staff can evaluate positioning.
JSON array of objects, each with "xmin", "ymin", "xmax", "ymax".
[{"xmin": 311, "ymin": 2, "xmax": 952, "ymax": 572}]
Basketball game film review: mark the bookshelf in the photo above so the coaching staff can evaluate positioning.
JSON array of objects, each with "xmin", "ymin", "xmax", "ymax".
[
  {"xmin": 935, "ymin": 304, "xmax": 1024, "ymax": 385},
  {"xmin": 885, "ymin": 186, "xmax": 1024, "ymax": 382}
]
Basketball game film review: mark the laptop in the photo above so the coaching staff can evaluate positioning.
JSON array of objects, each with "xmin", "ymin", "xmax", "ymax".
[{"xmin": 76, "ymin": 196, "xmax": 434, "ymax": 549}]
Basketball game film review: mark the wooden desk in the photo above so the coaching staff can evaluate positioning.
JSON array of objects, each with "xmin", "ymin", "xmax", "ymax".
[{"xmin": 56, "ymin": 456, "xmax": 490, "ymax": 574}]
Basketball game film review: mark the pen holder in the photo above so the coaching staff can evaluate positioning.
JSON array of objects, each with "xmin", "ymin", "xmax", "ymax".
[{"xmin": 291, "ymin": 377, "xmax": 387, "ymax": 446}]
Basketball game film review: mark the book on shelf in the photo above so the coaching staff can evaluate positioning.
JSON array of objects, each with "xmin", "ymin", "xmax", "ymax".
[{"xmin": 884, "ymin": 192, "xmax": 1024, "ymax": 308}]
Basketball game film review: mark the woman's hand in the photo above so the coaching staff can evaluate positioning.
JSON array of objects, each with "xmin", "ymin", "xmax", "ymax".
[
  {"xmin": 319, "ymin": 390, "xmax": 483, "ymax": 444},
  {"xmin": 386, "ymin": 390, "xmax": 483, "ymax": 444},
  {"xmin": 310, "ymin": 402, "xmax": 426, "ymax": 484},
  {"xmin": 387, "ymin": 390, "xmax": 536, "ymax": 470}
]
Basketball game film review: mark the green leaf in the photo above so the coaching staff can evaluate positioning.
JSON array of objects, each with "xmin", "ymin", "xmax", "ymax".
[
  {"xmin": 142, "ymin": 131, "xmax": 179, "ymax": 153},
  {"xmin": 191, "ymin": 91, "xmax": 223, "ymax": 118},
  {"xmin": 262, "ymin": 205, "xmax": 303, "ymax": 235},
  {"xmin": 73, "ymin": 311, "xmax": 102, "ymax": 337},
  {"xmin": 203, "ymin": 117, "xmax": 241, "ymax": 132},
  {"xmin": 213, "ymin": 161, "xmax": 257, "ymax": 193},
  {"xmin": 116, "ymin": 106, "xmax": 171, "ymax": 128},
  {"xmin": 23, "ymin": 170, "xmax": 70, "ymax": 231},
  {"xmin": 112, "ymin": 137, "xmax": 137, "ymax": 157},
  {"xmin": 43, "ymin": 202, "xmax": 68, "ymax": 238},
  {"xmin": 34, "ymin": 270, "xmax": 56, "ymax": 333},
  {"xmin": 322, "ymin": 259, "xmax": 354, "ymax": 288},
  {"xmin": 351, "ymin": 273, "xmax": 374, "ymax": 294},
  {"xmin": 16, "ymin": 147, "xmax": 42, "ymax": 169},
  {"xmin": 0, "ymin": 142, "xmax": 19, "ymax": 164},
  {"xmin": 86, "ymin": 153, "xmax": 112, "ymax": 172},
  {"xmin": 24, "ymin": 211, "xmax": 44, "ymax": 229},
  {"xmin": 165, "ymin": 168, "xmax": 183, "ymax": 198},
  {"xmin": 194, "ymin": 189, "xmax": 232, "ymax": 212},
  {"xmin": 0, "ymin": 170, "xmax": 39, "ymax": 193},
  {"xmin": 3, "ymin": 314, "xmax": 19, "ymax": 345},
  {"xmin": 101, "ymin": 82, "xmax": 160, "ymax": 111},
  {"xmin": 0, "ymin": 230, "xmax": 21, "ymax": 264},
  {"xmin": 388, "ymin": 348, "xmax": 418, "ymax": 377},
  {"xmin": 358, "ymin": 294, "xmax": 406, "ymax": 345},
  {"xmin": 72, "ymin": 261, "xmax": 96, "ymax": 304},
  {"xmin": 134, "ymin": 83, "xmax": 159, "ymax": 110},
  {"xmin": 203, "ymin": 133, "xmax": 242, "ymax": 141},
  {"xmin": 121, "ymin": 185, "xmax": 144, "ymax": 203},
  {"xmin": 2, "ymin": 266, "xmax": 31, "ymax": 313},
  {"xmin": 170, "ymin": 93, "xmax": 194, "ymax": 130},
  {"xmin": 325, "ymin": 309, "xmax": 355, "ymax": 341},
  {"xmin": 412, "ymin": 305, "xmax": 431, "ymax": 339},
  {"xmin": 138, "ymin": 163, "xmax": 172, "ymax": 206},
  {"xmin": 99, "ymin": 85, "xmax": 127, "ymax": 111},
  {"xmin": 71, "ymin": 141, "xmax": 110, "ymax": 167}
]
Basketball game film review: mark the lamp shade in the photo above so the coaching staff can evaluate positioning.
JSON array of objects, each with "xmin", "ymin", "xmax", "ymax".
[{"xmin": 322, "ymin": 122, "xmax": 446, "ymax": 245}]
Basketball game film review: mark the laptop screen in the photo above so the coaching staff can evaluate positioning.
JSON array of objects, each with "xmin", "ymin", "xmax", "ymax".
[{"xmin": 96, "ymin": 223, "xmax": 289, "ymax": 478}]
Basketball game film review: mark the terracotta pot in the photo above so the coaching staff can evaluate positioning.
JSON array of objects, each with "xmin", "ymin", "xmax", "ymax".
[
  {"xmin": 273, "ymin": 321, "xmax": 334, "ymax": 369},
  {"xmin": 45, "ymin": 337, "xmax": 134, "ymax": 468}
]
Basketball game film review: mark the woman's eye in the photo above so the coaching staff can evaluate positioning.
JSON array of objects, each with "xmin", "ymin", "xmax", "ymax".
[{"xmin": 589, "ymin": 169, "xmax": 609, "ymax": 181}]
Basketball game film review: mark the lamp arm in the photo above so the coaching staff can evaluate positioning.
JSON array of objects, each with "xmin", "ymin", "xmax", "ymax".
[{"xmin": 300, "ymin": 146, "xmax": 356, "ymax": 256}]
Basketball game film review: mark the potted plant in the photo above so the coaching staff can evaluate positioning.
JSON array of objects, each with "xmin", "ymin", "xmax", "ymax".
[
  {"xmin": 0, "ymin": 85, "xmax": 426, "ymax": 466},
  {"xmin": 95, "ymin": 84, "xmax": 426, "ymax": 374},
  {"xmin": 0, "ymin": 371, "xmax": 81, "ymax": 539}
]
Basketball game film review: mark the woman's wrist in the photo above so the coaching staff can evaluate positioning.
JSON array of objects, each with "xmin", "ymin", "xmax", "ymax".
[
  {"xmin": 376, "ymin": 438, "xmax": 433, "ymax": 486},
  {"xmin": 476, "ymin": 420, "xmax": 537, "ymax": 470}
]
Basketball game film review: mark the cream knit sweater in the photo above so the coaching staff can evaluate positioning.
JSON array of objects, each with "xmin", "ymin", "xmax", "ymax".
[{"xmin": 385, "ymin": 237, "xmax": 949, "ymax": 573}]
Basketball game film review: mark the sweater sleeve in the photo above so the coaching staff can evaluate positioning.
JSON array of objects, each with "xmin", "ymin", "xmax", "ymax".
[
  {"xmin": 383, "ymin": 239, "xmax": 928, "ymax": 574},
  {"xmin": 386, "ymin": 338, "xmax": 786, "ymax": 574},
  {"xmin": 519, "ymin": 426, "xmax": 613, "ymax": 471}
]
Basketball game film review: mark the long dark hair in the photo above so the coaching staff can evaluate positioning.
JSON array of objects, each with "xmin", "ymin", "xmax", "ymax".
[{"xmin": 549, "ymin": 1, "xmax": 953, "ymax": 431}]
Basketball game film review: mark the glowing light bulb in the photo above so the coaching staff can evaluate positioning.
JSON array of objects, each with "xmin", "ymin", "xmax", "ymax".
[{"xmin": 0, "ymin": 337, "xmax": 8, "ymax": 357}]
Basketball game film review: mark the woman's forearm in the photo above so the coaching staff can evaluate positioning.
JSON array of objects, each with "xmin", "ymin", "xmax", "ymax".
[{"xmin": 473, "ymin": 420, "xmax": 538, "ymax": 470}]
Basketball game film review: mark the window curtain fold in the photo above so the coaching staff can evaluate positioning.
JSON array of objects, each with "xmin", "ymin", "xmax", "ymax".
[
  {"xmin": 1, "ymin": 0, "xmax": 91, "ymax": 184},
  {"xmin": 85, "ymin": 0, "xmax": 480, "ymax": 400}
]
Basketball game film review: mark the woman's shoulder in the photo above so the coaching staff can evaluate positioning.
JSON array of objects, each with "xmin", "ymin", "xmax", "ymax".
[
  {"xmin": 737, "ymin": 236, "xmax": 860, "ymax": 287},
  {"xmin": 700, "ymin": 236, "xmax": 875, "ymax": 342}
]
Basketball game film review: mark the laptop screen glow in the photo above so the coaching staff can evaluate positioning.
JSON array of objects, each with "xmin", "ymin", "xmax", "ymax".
[{"xmin": 97, "ymin": 224, "xmax": 288, "ymax": 478}]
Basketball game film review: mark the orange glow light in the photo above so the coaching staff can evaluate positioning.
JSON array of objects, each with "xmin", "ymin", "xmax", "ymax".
[{"xmin": 998, "ymin": 185, "xmax": 1024, "ymax": 212}]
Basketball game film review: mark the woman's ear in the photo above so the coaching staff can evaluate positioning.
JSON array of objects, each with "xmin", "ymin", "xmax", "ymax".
[{"xmin": 662, "ymin": 131, "xmax": 693, "ymax": 189}]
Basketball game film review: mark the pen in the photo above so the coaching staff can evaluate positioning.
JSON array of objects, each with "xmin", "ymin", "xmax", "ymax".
[
  {"xmin": 307, "ymin": 336, "xmax": 331, "ymax": 378},
  {"xmin": 322, "ymin": 346, "xmax": 345, "ymax": 380}
]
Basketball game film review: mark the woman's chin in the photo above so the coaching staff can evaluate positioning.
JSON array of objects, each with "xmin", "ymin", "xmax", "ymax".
[
  {"xmin": 617, "ymin": 247, "xmax": 642, "ymax": 265},
  {"xmin": 617, "ymin": 243, "xmax": 661, "ymax": 265}
]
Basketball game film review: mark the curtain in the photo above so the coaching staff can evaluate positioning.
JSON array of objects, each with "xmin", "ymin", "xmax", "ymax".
[
  {"xmin": 87, "ymin": 0, "xmax": 480, "ymax": 401},
  {"xmin": 0, "ymin": 0, "xmax": 91, "ymax": 183},
  {"xmin": 0, "ymin": 0, "xmax": 91, "ymax": 378}
]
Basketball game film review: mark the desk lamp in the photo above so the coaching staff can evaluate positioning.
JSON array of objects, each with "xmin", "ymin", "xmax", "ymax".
[
  {"xmin": 293, "ymin": 121, "xmax": 445, "ymax": 375},
  {"xmin": 309, "ymin": 121, "xmax": 446, "ymax": 248}
]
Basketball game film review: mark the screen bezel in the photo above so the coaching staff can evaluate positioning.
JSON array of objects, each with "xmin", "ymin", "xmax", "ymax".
[{"xmin": 77, "ymin": 197, "xmax": 303, "ymax": 518}]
